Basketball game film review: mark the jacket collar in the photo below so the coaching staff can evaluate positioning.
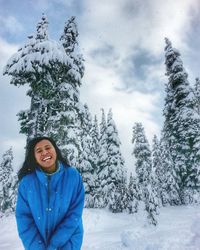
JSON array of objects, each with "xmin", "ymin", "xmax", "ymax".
[{"xmin": 35, "ymin": 161, "xmax": 65, "ymax": 190}]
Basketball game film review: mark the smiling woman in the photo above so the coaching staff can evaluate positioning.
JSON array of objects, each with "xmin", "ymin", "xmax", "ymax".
[{"xmin": 16, "ymin": 136, "xmax": 85, "ymax": 250}]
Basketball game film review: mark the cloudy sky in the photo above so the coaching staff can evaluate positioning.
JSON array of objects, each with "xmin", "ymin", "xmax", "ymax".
[{"xmin": 0, "ymin": 0, "xmax": 200, "ymax": 172}]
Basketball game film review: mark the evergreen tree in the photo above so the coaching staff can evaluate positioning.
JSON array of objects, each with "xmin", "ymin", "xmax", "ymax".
[
  {"xmin": 50, "ymin": 16, "xmax": 85, "ymax": 166},
  {"xmin": 160, "ymin": 138, "xmax": 180, "ymax": 206},
  {"xmin": 106, "ymin": 109, "xmax": 127, "ymax": 211},
  {"xmin": 97, "ymin": 109, "xmax": 108, "ymax": 207},
  {"xmin": 109, "ymin": 183, "xmax": 128, "ymax": 213},
  {"xmin": 90, "ymin": 115, "xmax": 101, "ymax": 208},
  {"xmin": 193, "ymin": 77, "xmax": 200, "ymax": 115},
  {"xmin": 0, "ymin": 148, "xmax": 17, "ymax": 213},
  {"xmin": 144, "ymin": 179, "xmax": 159, "ymax": 226},
  {"xmin": 4, "ymin": 15, "xmax": 85, "ymax": 167},
  {"xmin": 9, "ymin": 174, "xmax": 18, "ymax": 212},
  {"xmin": 91, "ymin": 115, "xmax": 100, "ymax": 175},
  {"xmin": 152, "ymin": 135, "xmax": 160, "ymax": 174},
  {"xmin": 127, "ymin": 173, "xmax": 140, "ymax": 214},
  {"xmin": 132, "ymin": 123, "xmax": 152, "ymax": 186},
  {"xmin": 162, "ymin": 38, "xmax": 200, "ymax": 203},
  {"xmin": 152, "ymin": 134, "xmax": 180, "ymax": 206},
  {"xmin": 78, "ymin": 104, "xmax": 94, "ymax": 208},
  {"xmin": 36, "ymin": 13, "xmax": 48, "ymax": 42},
  {"xmin": 60, "ymin": 16, "xmax": 78, "ymax": 54},
  {"xmin": 3, "ymin": 14, "xmax": 72, "ymax": 141},
  {"xmin": 151, "ymin": 135, "xmax": 160, "ymax": 202},
  {"xmin": 98, "ymin": 109, "xmax": 127, "ymax": 210},
  {"xmin": 132, "ymin": 122, "xmax": 158, "ymax": 225}
]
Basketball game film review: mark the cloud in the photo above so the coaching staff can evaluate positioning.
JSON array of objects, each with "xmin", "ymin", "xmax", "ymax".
[
  {"xmin": 0, "ymin": 15, "xmax": 24, "ymax": 35},
  {"xmin": 80, "ymin": 56, "xmax": 162, "ymax": 171},
  {"xmin": 113, "ymin": 48, "xmax": 165, "ymax": 93},
  {"xmin": 0, "ymin": 38, "xmax": 18, "ymax": 66},
  {"xmin": 89, "ymin": 43, "xmax": 119, "ymax": 69},
  {"xmin": 80, "ymin": 0, "xmax": 198, "ymax": 54},
  {"xmin": 78, "ymin": 0, "xmax": 199, "ymax": 97}
]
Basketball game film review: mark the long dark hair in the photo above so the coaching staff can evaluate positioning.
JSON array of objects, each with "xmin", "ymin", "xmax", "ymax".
[{"xmin": 18, "ymin": 136, "xmax": 69, "ymax": 181}]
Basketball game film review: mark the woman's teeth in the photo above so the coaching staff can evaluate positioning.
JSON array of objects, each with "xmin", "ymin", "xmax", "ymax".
[{"xmin": 43, "ymin": 156, "xmax": 51, "ymax": 161}]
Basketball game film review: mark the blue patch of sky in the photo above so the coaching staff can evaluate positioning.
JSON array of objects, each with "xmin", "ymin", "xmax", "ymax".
[
  {"xmin": 0, "ymin": 0, "xmax": 84, "ymax": 43},
  {"xmin": 184, "ymin": 10, "xmax": 200, "ymax": 83}
]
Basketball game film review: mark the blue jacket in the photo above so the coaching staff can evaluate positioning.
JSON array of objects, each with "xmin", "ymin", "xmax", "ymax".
[{"xmin": 16, "ymin": 163, "xmax": 84, "ymax": 250}]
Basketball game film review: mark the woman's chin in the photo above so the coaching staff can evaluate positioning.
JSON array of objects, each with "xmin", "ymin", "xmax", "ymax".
[{"xmin": 41, "ymin": 164, "xmax": 56, "ymax": 173}]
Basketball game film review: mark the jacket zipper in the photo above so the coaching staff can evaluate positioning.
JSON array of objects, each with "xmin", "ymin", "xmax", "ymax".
[{"xmin": 46, "ymin": 175, "xmax": 51, "ymax": 242}]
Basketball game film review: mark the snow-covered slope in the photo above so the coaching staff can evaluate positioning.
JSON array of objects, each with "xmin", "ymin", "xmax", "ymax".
[{"xmin": 0, "ymin": 205, "xmax": 199, "ymax": 250}]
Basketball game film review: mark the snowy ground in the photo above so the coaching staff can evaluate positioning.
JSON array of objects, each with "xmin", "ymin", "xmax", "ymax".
[{"xmin": 0, "ymin": 205, "xmax": 200, "ymax": 250}]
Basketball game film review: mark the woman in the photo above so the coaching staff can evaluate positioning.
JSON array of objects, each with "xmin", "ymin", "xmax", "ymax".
[{"xmin": 16, "ymin": 136, "xmax": 85, "ymax": 250}]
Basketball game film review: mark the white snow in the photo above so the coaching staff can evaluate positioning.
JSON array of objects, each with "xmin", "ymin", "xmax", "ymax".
[{"xmin": 0, "ymin": 205, "xmax": 200, "ymax": 250}]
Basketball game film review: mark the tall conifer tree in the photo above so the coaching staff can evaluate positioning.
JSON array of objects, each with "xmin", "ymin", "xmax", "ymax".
[
  {"xmin": 127, "ymin": 173, "xmax": 140, "ymax": 214},
  {"xmin": 51, "ymin": 16, "xmax": 85, "ymax": 166},
  {"xmin": 4, "ymin": 15, "xmax": 85, "ymax": 167},
  {"xmin": 106, "ymin": 109, "xmax": 127, "ymax": 212},
  {"xmin": 193, "ymin": 77, "xmax": 200, "ymax": 115},
  {"xmin": 0, "ymin": 148, "xmax": 17, "ymax": 213},
  {"xmin": 132, "ymin": 122, "xmax": 158, "ymax": 225},
  {"xmin": 4, "ymin": 14, "xmax": 73, "ymax": 141},
  {"xmin": 78, "ymin": 104, "xmax": 94, "ymax": 207},
  {"xmin": 90, "ymin": 115, "xmax": 100, "ymax": 207},
  {"xmin": 162, "ymin": 38, "xmax": 200, "ymax": 203}
]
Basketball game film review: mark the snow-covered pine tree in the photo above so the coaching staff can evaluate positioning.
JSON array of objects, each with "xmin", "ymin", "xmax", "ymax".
[
  {"xmin": 60, "ymin": 16, "xmax": 78, "ymax": 54},
  {"xmin": 193, "ymin": 77, "xmax": 200, "ymax": 115},
  {"xmin": 162, "ymin": 38, "xmax": 200, "ymax": 204},
  {"xmin": 132, "ymin": 122, "xmax": 158, "ymax": 225},
  {"xmin": 90, "ymin": 115, "xmax": 101, "ymax": 208},
  {"xmin": 0, "ymin": 148, "xmax": 17, "ymax": 213},
  {"xmin": 105, "ymin": 109, "xmax": 127, "ymax": 212},
  {"xmin": 78, "ymin": 104, "xmax": 95, "ymax": 208},
  {"xmin": 9, "ymin": 174, "xmax": 18, "ymax": 212},
  {"xmin": 127, "ymin": 173, "xmax": 140, "ymax": 214},
  {"xmin": 144, "ymin": 178, "xmax": 159, "ymax": 226},
  {"xmin": 109, "ymin": 183, "xmax": 128, "ymax": 213},
  {"xmin": 3, "ymin": 14, "xmax": 73, "ymax": 143},
  {"xmin": 152, "ymin": 135, "xmax": 164, "ymax": 206},
  {"xmin": 91, "ymin": 115, "xmax": 100, "ymax": 177},
  {"xmin": 160, "ymin": 138, "xmax": 180, "ymax": 206},
  {"xmin": 152, "ymin": 135, "xmax": 160, "ymax": 174},
  {"xmin": 4, "ymin": 15, "xmax": 85, "ymax": 167},
  {"xmin": 97, "ymin": 109, "xmax": 108, "ymax": 208},
  {"xmin": 50, "ymin": 16, "xmax": 85, "ymax": 166},
  {"xmin": 36, "ymin": 13, "xmax": 48, "ymax": 42},
  {"xmin": 132, "ymin": 123, "xmax": 152, "ymax": 187}
]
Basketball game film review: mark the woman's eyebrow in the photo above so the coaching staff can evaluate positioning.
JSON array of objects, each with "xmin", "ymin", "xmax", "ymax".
[{"xmin": 35, "ymin": 147, "xmax": 42, "ymax": 151}]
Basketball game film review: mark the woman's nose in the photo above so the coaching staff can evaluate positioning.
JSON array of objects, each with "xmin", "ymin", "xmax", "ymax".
[{"xmin": 41, "ymin": 150, "xmax": 48, "ymax": 155}]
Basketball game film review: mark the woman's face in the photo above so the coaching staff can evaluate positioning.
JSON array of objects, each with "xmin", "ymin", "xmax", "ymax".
[{"xmin": 34, "ymin": 139, "xmax": 57, "ymax": 173}]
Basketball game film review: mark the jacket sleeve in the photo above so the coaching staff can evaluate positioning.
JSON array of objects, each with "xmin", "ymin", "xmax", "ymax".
[
  {"xmin": 15, "ymin": 180, "xmax": 46, "ymax": 250},
  {"xmin": 47, "ymin": 172, "xmax": 84, "ymax": 250}
]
